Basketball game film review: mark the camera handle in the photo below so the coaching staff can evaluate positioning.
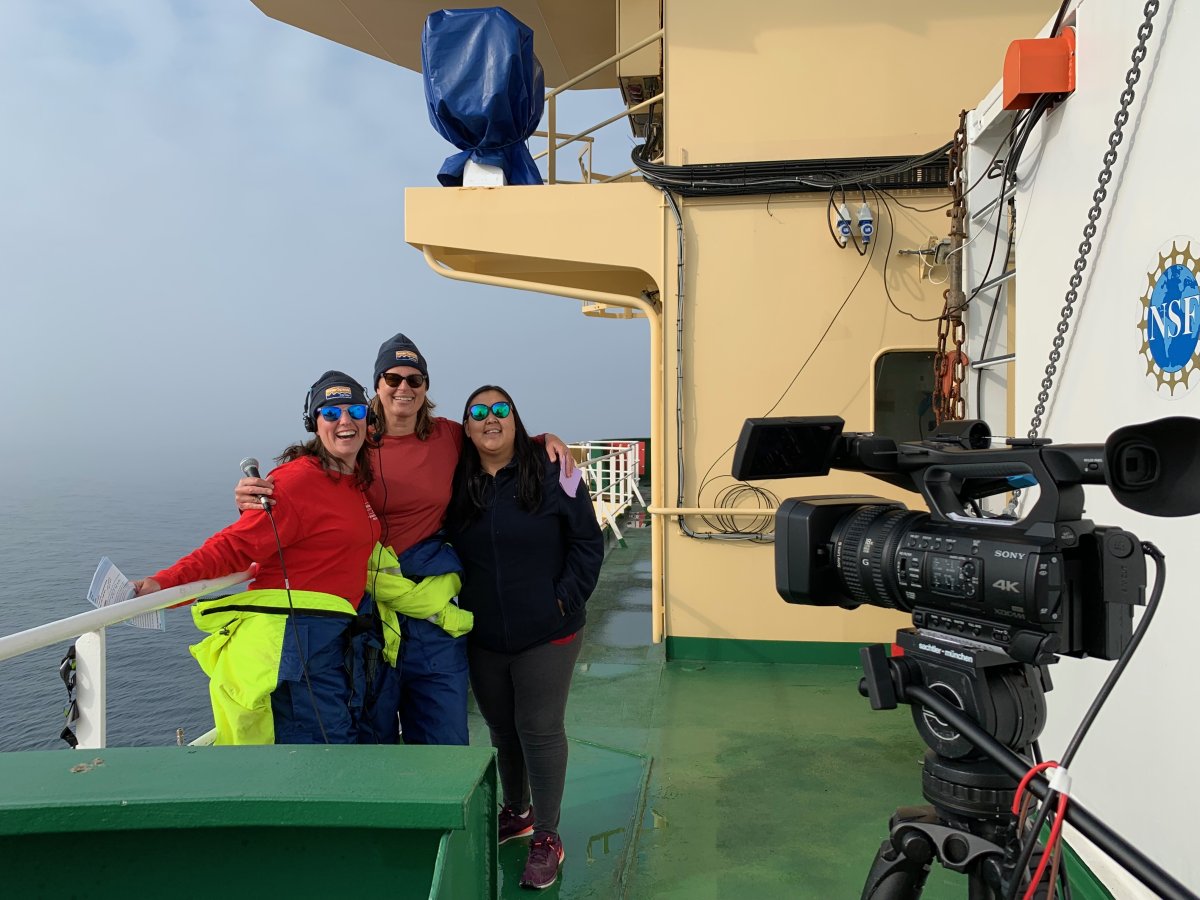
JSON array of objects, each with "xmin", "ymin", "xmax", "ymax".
[
  {"xmin": 859, "ymin": 642, "xmax": 1198, "ymax": 900},
  {"xmin": 916, "ymin": 461, "xmax": 1083, "ymax": 529}
]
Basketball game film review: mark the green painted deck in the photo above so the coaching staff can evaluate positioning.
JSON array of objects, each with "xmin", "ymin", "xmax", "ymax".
[{"xmin": 490, "ymin": 516, "xmax": 1106, "ymax": 899}]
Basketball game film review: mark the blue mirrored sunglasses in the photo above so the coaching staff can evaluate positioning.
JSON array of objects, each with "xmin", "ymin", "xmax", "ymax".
[
  {"xmin": 317, "ymin": 404, "xmax": 368, "ymax": 422},
  {"xmin": 468, "ymin": 401, "xmax": 512, "ymax": 421}
]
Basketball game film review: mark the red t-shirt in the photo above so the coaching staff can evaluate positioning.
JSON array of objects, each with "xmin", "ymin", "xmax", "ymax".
[
  {"xmin": 154, "ymin": 456, "xmax": 381, "ymax": 607},
  {"xmin": 365, "ymin": 417, "xmax": 463, "ymax": 556}
]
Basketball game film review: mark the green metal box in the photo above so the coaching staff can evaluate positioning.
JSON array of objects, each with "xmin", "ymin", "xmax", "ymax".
[{"xmin": 0, "ymin": 745, "xmax": 497, "ymax": 899}]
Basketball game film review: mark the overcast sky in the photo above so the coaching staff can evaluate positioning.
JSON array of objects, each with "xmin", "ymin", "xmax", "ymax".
[{"xmin": 0, "ymin": 1, "xmax": 649, "ymax": 494}]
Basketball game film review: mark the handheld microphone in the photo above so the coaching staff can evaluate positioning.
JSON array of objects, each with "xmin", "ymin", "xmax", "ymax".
[{"xmin": 239, "ymin": 457, "xmax": 270, "ymax": 510}]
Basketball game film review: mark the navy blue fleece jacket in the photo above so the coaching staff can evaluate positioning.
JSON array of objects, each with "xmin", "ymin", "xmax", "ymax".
[{"xmin": 450, "ymin": 450, "xmax": 603, "ymax": 653}]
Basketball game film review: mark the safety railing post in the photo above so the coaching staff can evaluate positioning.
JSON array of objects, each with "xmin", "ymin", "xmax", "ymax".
[
  {"xmin": 547, "ymin": 95, "xmax": 557, "ymax": 184},
  {"xmin": 74, "ymin": 628, "xmax": 107, "ymax": 749}
]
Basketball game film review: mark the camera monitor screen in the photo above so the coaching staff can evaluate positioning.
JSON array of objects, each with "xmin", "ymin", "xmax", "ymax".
[{"xmin": 731, "ymin": 416, "xmax": 845, "ymax": 481}]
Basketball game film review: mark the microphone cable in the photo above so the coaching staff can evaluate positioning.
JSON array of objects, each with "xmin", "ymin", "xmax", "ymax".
[{"xmin": 262, "ymin": 501, "xmax": 330, "ymax": 745}]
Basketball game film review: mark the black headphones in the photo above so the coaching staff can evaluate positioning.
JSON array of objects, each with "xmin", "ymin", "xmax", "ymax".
[
  {"xmin": 303, "ymin": 388, "xmax": 378, "ymax": 434},
  {"xmin": 302, "ymin": 388, "xmax": 316, "ymax": 433}
]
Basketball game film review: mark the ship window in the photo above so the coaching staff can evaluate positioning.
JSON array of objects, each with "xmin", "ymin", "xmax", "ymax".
[{"xmin": 874, "ymin": 350, "xmax": 937, "ymax": 443}]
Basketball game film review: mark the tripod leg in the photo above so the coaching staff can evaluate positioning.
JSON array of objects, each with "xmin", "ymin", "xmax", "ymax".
[
  {"xmin": 967, "ymin": 871, "xmax": 999, "ymax": 900},
  {"xmin": 861, "ymin": 837, "xmax": 931, "ymax": 900}
]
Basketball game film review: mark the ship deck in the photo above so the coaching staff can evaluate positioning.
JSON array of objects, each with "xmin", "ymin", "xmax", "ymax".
[{"xmin": 478, "ymin": 512, "xmax": 972, "ymax": 899}]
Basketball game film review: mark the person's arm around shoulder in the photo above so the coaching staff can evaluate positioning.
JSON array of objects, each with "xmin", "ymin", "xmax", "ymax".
[
  {"xmin": 527, "ymin": 431, "xmax": 576, "ymax": 477},
  {"xmin": 552, "ymin": 460, "xmax": 604, "ymax": 616}
]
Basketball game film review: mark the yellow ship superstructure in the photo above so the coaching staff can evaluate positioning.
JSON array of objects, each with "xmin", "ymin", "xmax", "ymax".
[{"xmin": 252, "ymin": 0, "xmax": 1050, "ymax": 659}]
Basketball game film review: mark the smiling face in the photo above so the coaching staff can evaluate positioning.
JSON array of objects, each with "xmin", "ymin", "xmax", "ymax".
[
  {"xmin": 377, "ymin": 365, "xmax": 427, "ymax": 434},
  {"xmin": 315, "ymin": 404, "xmax": 367, "ymax": 470},
  {"xmin": 464, "ymin": 389, "xmax": 516, "ymax": 464}
]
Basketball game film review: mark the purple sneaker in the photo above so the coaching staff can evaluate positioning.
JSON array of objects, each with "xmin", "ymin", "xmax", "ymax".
[
  {"xmin": 498, "ymin": 803, "xmax": 534, "ymax": 845},
  {"xmin": 520, "ymin": 831, "xmax": 565, "ymax": 890}
]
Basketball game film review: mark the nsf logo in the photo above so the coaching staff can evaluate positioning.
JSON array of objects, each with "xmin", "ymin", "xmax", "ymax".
[{"xmin": 1139, "ymin": 238, "xmax": 1200, "ymax": 397}]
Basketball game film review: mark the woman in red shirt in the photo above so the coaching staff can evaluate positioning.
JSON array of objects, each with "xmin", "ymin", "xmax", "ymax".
[{"xmin": 135, "ymin": 371, "xmax": 380, "ymax": 745}]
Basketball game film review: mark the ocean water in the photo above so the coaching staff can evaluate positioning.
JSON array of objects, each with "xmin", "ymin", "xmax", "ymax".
[{"xmin": 0, "ymin": 475, "xmax": 240, "ymax": 752}]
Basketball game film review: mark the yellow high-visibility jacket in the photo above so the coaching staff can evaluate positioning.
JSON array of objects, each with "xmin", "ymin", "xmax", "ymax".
[
  {"xmin": 366, "ymin": 544, "xmax": 470, "ymax": 666},
  {"xmin": 190, "ymin": 590, "xmax": 356, "ymax": 745}
]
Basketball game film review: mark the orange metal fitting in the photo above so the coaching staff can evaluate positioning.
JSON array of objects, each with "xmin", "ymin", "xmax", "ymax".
[{"xmin": 1002, "ymin": 27, "xmax": 1076, "ymax": 111}]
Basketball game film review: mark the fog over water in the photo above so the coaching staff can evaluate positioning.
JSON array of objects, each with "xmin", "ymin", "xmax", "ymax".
[{"xmin": 0, "ymin": 1, "xmax": 648, "ymax": 749}]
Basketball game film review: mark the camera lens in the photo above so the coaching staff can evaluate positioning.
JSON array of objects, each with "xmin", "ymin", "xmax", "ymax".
[{"xmin": 831, "ymin": 505, "xmax": 926, "ymax": 609}]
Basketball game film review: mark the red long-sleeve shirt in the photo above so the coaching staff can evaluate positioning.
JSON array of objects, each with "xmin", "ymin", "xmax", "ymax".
[{"xmin": 154, "ymin": 456, "xmax": 380, "ymax": 606}]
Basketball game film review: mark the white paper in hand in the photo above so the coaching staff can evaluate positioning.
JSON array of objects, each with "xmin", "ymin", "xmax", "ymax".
[{"xmin": 87, "ymin": 557, "xmax": 164, "ymax": 631}]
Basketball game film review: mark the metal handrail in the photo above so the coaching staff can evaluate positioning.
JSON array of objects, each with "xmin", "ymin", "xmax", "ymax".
[
  {"xmin": 0, "ymin": 570, "xmax": 252, "ymax": 749},
  {"xmin": 0, "ymin": 571, "xmax": 252, "ymax": 663},
  {"xmin": 535, "ymin": 94, "xmax": 664, "ymax": 162},
  {"xmin": 571, "ymin": 441, "xmax": 645, "ymax": 542},
  {"xmin": 547, "ymin": 29, "xmax": 663, "ymax": 99},
  {"xmin": 545, "ymin": 28, "xmax": 664, "ymax": 184},
  {"xmin": 577, "ymin": 447, "xmax": 631, "ymax": 465},
  {"xmin": 597, "ymin": 166, "xmax": 641, "ymax": 185}
]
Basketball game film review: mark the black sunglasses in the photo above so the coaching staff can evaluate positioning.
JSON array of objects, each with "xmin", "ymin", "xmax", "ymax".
[{"xmin": 381, "ymin": 372, "xmax": 426, "ymax": 389}]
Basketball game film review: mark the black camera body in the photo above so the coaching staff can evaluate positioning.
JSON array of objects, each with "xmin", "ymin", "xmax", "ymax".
[
  {"xmin": 777, "ymin": 495, "xmax": 1143, "ymax": 661},
  {"xmin": 734, "ymin": 415, "xmax": 1200, "ymax": 664}
]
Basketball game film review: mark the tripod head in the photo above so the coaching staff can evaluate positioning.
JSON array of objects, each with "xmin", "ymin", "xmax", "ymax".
[{"xmin": 862, "ymin": 629, "xmax": 1049, "ymax": 763}]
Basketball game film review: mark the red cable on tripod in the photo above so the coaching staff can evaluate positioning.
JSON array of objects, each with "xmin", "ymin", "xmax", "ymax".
[
  {"xmin": 1013, "ymin": 761, "xmax": 1071, "ymax": 900},
  {"xmin": 1011, "ymin": 760, "xmax": 1058, "ymax": 815}
]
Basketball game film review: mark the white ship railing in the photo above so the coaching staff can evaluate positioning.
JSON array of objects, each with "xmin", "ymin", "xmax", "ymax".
[
  {"xmin": 534, "ymin": 28, "xmax": 664, "ymax": 185},
  {"xmin": 571, "ymin": 440, "xmax": 646, "ymax": 543},
  {"xmin": 0, "ymin": 571, "xmax": 251, "ymax": 750}
]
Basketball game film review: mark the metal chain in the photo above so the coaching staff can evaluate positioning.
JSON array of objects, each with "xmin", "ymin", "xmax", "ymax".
[
  {"xmin": 934, "ymin": 315, "xmax": 949, "ymax": 421},
  {"xmin": 1027, "ymin": 1, "xmax": 1160, "ymax": 438},
  {"xmin": 934, "ymin": 113, "xmax": 970, "ymax": 424}
]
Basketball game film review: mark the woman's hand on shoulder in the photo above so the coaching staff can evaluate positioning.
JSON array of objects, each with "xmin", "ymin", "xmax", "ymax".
[
  {"xmin": 235, "ymin": 476, "xmax": 275, "ymax": 512},
  {"xmin": 544, "ymin": 434, "xmax": 575, "ymax": 476}
]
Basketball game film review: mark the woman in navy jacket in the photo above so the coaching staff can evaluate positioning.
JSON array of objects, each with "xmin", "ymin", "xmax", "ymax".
[{"xmin": 447, "ymin": 385, "xmax": 603, "ymax": 891}]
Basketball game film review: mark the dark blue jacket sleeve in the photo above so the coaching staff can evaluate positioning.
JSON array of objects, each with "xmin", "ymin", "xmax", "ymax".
[{"xmin": 552, "ymin": 468, "xmax": 604, "ymax": 616}]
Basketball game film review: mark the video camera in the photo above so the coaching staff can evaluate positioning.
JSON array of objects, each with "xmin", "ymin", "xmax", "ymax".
[{"xmin": 732, "ymin": 415, "xmax": 1200, "ymax": 665}]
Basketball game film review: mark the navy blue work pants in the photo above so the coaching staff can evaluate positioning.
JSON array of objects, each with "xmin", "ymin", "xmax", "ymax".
[
  {"xmin": 397, "ymin": 616, "xmax": 470, "ymax": 745},
  {"xmin": 271, "ymin": 614, "xmax": 356, "ymax": 744},
  {"xmin": 353, "ymin": 599, "xmax": 469, "ymax": 746}
]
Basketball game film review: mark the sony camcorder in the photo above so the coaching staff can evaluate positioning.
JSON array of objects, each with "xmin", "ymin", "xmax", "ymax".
[{"xmin": 732, "ymin": 416, "xmax": 1200, "ymax": 664}]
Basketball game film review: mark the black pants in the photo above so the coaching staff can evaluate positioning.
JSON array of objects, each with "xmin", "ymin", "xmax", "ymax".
[{"xmin": 467, "ymin": 635, "xmax": 583, "ymax": 835}]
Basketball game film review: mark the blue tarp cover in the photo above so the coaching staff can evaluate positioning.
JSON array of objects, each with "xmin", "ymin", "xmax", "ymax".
[{"xmin": 422, "ymin": 8, "xmax": 545, "ymax": 186}]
